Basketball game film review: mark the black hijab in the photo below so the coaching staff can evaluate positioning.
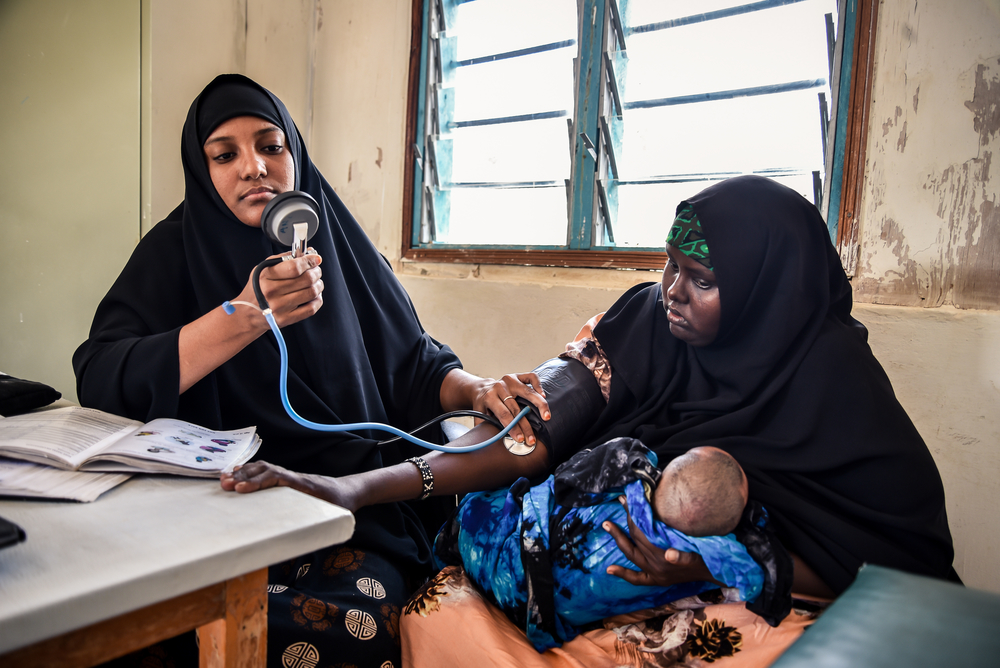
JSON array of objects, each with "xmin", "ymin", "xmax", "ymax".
[
  {"xmin": 75, "ymin": 74, "xmax": 461, "ymax": 566},
  {"xmin": 589, "ymin": 176, "xmax": 954, "ymax": 594}
]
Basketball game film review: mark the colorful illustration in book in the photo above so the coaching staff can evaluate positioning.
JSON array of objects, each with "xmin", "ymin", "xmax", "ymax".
[
  {"xmin": 211, "ymin": 439, "xmax": 236, "ymax": 446},
  {"xmin": 135, "ymin": 431, "xmax": 159, "ymax": 437},
  {"xmin": 171, "ymin": 437, "xmax": 192, "ymax": 446},
  {"xmin": 195, "ymin": 456, "xmax": 211, "ymax": 463},
  {"xmin": 147, "ymin": 446, "xmax": 174, "ymax": 454},
  {"xmin": 200, "ymin": 445, "xmax": 225, "ymax": 453}
]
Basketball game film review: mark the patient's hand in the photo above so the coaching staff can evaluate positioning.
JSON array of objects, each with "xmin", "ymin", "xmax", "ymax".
[
  {"xmin": 220, "ymin": 461, "xmax": 363, "ymax": 512},
  {"xmin": 603, "ymin": 496, "xmax": 716, "ymax": 587}
]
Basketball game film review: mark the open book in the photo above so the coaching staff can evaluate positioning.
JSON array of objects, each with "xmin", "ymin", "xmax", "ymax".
[{"xmin": 0, "ymin": 406, "xmax": 260, "ymax": 477}]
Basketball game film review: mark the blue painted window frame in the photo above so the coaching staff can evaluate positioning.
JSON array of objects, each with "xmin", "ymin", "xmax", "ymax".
[{"xmin": 402, "ymin": 0, "xmax": 871, "ymax": 269}]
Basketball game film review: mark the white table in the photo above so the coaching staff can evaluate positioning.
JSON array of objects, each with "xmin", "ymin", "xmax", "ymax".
[{"xmin": 0, "ymin": 475, "xmax": 355, "ymax": 667}]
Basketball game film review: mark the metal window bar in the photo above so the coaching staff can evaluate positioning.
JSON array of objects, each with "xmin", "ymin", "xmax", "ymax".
[
  {"xmin": 613, "ymin": 167, "xmax": 819, "ymax": 186},
  {"xmin": 580, "ymin": 131, "xmax": 598, "ymax": 161},
  {"xmin": 825, "ymin": 12, "xmax": 836, "ymax": 79},
  {"xmin": 818, "ymin": 91, "xmax": 829, "ymax": 157},
  {"xmin": 629, "ymin": 0, "xmax": 810, "ymax": 35},
  {"xmin": 599, "ymin": 115, "xmax": 619, "ymax": 180},
  {"xmin": 603, "ymin": 51, "xmax": 624, "ymax": 117},
  {"xmin": 456, "ymin": 39, "xmax": 576, "ymax": 67},
  {"xmin": 442, "ymin": 180, "xmax": 564, "ymax": 189},
  {"xmin": 608, "ymin": 0, "xmax": 627, "ymax": 50},
  {"xmin": 624, "ymin": 79, "xmax": 827, "ymax": 111},
  {"xmin": 450, "ymin": 110, "xmax": 568, "ymax": 130},
  {"xmin": 596, "ymin": 177, "xmax": 615, "ymax": 244},
  {"xmin": 423, "ymin": 184, "xmax": 437, "ymax": 242}
]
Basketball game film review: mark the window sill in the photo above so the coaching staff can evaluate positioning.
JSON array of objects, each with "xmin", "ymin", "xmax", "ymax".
[
  {"xmin": 397, "ymin": 256, "xmax": 662, "ymax": 291},
  {"xmin": 401, "ymin": 247, "xmax": 667, "ymax": 271}
]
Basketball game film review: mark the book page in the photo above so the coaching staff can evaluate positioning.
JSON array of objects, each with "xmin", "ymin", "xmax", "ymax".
[
  {"xmin": 0, "ymin": 407, "xmax": 140, "ymax": 469},
  {"xmin": 92, "ymin": 418, "xmax": 258, "ymax": 473}
]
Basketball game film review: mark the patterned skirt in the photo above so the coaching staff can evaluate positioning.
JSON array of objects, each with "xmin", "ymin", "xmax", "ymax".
[{"xmin": 266, "ymin": 545, "xmax": 409, "ymax": 668}]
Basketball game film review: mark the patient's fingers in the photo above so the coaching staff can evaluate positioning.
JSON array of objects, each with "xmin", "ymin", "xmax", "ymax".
[{"xmin": 219, "ymin": 461, "xmax": 289, "ymax": 494}]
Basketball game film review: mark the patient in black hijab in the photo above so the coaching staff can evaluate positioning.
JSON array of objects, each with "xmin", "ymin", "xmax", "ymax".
[
  {"xmin": 74, "ymin": 74, "xmax": 548, "ymax": 667},
  {"xmin": 227, "ymin": 176, "xmax": 957, "ymax": 622}
]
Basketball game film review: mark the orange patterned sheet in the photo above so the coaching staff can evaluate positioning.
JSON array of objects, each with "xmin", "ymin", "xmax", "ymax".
[{"xmin": 402, "ymin": 566, "xmax": 828, "ymax": 668}]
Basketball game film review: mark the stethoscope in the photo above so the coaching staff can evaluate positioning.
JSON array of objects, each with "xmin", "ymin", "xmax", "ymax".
[{"xmin": 223, "ymin": 191, "xmax": 534, "ymax": 455}]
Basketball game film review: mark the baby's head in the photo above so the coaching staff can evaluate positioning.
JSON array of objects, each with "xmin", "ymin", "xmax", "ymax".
[{"xmin": 652, "ymin": 446, "xmax": 748, "ymax": 537}]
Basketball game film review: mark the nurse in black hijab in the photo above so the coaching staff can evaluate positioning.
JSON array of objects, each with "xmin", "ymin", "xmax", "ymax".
[{"xmin": 74, "ymin": 74, "xmax": 548, "ymax": 667}]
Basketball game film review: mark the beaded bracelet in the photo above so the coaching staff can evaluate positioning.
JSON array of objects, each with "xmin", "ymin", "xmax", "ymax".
[{"xmin": 405, "ymin": 456, "xmax": 434, "ymax": 500}]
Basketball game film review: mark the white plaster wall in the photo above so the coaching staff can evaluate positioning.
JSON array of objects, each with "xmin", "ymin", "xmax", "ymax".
[
  {"xmin": 310, "ymin": 0, "xmax": 412, "ymax": 258},
  {"xmin": 0, "ymin": 0, "xmax": 140, "ymax": 404},
  {"xmin": 147, "ymin": 0, "xmax": 320, "ymax": 229},
  {"xmin": 855, "ymin": 304, "xmax": 1000, "ymax": 592},
  {"xmin": 855, "ymin": 0, "xmax": 1000, "ymax": 309}
]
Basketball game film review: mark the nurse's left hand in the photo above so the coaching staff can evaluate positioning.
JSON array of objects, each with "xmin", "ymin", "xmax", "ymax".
[
  {"xmin": 480, "ymin": 372, "xmax": 550, "ymax": 447},
  {"xmin": 439, "ymin": 369, "xmax": 550, "ymax": 447}
]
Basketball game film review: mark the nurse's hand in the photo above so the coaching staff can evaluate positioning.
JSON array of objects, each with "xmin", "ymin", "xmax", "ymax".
[
  {"xmin": 220, "ymin": 460, "xmax": 363, "ymax": 512},
  {"xmin": 603, "ymin": 496, "xmax": 716, "ymax": 587},
  {"xmin": 439, "ymin": 369, "xmax": 551, "ymax": 447},
  {"xmin": 234, "ymin": 250, "xmax": 325, "ymax": 328},
  {"xmin": 490, "ymin": 372, "xmax": 551, "ymax": 446}
]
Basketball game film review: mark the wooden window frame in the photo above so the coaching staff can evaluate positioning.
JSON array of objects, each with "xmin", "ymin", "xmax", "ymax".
[{"xmin": 834, "ymin": 0, "xmax": 879, "ymax": 275}]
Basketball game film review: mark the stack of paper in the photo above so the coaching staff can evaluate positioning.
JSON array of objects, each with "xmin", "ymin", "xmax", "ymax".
[{"xmin": 0, "ymin": 458, "xmax": 131, "ymax": 503}]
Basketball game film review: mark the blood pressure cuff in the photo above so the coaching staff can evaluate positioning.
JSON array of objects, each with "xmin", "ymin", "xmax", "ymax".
[{"xmin": 515, "ymin": 358, "xmax": 605, "ymax": 466}]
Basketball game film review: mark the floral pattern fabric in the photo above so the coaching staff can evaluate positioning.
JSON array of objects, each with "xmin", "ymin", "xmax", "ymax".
[{"xmin": 402, "ymin": 566, "xmax": 828, "ymax": 668}]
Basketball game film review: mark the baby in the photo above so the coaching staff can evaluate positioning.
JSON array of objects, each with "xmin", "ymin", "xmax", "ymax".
[
  {"xmin": 433, "ymin": 438, "xmax": 764, "ymax": 652},
  {"xmin": 651, "ymin": 444, "xmax": 747, "ymax": 537}
]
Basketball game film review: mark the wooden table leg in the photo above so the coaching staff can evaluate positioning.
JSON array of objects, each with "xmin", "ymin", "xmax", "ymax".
[{"xmin": 198, "ymin": 568, "xmax": 268, "ymax": 668}]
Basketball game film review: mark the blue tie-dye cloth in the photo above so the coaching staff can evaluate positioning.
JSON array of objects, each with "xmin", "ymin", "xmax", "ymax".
[{"xmin": 435, "ymin": 451, "xmax": 765, "ymax": 652}]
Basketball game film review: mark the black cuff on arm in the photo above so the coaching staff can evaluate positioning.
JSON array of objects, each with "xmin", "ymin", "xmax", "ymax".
[{"xmin": 515, "ymin": 357, "xmax": 605, "ymax": 467}]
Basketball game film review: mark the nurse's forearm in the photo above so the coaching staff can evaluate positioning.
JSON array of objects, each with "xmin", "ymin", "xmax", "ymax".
[
  {"xmin": 178, "ymin": 305, "xmax": 267, "ymax": 394},
  {"xmin": 178, "ymin": 253, "xmax": 324, "ymax": 394}
]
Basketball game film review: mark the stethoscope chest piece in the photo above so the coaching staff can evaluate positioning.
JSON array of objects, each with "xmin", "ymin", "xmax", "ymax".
[
  {"xmin": 504, "ymin": 436, "xmax": 536, "ymax": 456},
  {"xmin": 261, "ymin": 191, "xmax": 320, "ymax": 255}
]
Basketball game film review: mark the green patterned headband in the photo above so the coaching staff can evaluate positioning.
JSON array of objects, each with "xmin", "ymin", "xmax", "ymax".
[{"xmin": 667, "ymin": 204, "xmax": 713, "ymax": 271}]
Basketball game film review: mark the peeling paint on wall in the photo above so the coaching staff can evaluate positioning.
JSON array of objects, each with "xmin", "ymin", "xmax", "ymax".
[
  {"xmin": 855, "ymin": 216, "xmax": 930, "ymax": 303},
  {"xmin": 965, "ymin": 60, "xmax": 1000, "ymax": 148},
  {"xmin": 923, "ymin": 150, "xmax": 998, "ymax": 309},
  {"xmin": 855, "ymin": 0, "xmax": 999, "ymax": 312}
]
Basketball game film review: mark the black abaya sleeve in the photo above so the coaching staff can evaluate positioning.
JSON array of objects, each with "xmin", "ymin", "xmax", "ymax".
[{"xmin": 73, "ymin": 219, "xmax": 208, "ymax": 423}]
